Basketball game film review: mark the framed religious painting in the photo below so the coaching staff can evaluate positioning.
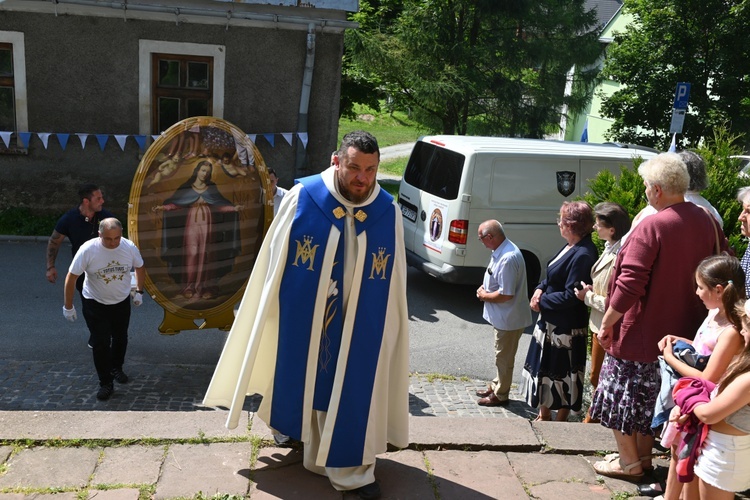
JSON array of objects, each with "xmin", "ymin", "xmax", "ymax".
[{"xmin": 128, "ymin": 116, "xmax": 273, "ymax": 333}]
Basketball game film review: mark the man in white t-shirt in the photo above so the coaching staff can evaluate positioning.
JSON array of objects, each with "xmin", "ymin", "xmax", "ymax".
[
  {"xmin": 63, "ymin": 218, "xmax": 145, "ymax": 401},
  {"xmin": 475, "ymin": 220, "xmax": 533, "ymax": 406}
]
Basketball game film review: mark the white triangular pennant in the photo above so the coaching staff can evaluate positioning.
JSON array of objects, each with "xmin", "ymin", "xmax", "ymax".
[
  {"xmin": 38, "ymin": 133, "xmax": 51, "ymax": 149},
  {"xmin": 152, "ymin": 135, "xmax": 160, "ymax": 141},
  {"xmin": 0, "ymin": 131, "xmax": 11, "ymax": 148},
  {"xmin": 298, "ymin": 132, "xmax": 308, "ymax": 149},
  {"xmin": 114, "ymin": 134, "xmax": 128, "ymax": 151},
  {"xmin": 282, "ymin": 133, "xmax": 293, "ymax": 146},
  {"xmin": 77, "ymin": 133, "xmax": 89, "ymax": 149},
  {"xmin": 248, "ymin": 134, "xmax": 256, "ymax": 144}
]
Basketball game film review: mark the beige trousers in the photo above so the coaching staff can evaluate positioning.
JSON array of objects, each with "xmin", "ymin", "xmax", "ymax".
[{"xmin": 491, "ymin": 327, "xmax": 524, "ymax": 400}]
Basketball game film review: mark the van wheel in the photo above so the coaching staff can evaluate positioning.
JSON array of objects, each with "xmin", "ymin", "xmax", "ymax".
[{"xmin": 521, "ymin": 251, "xmax": 541, "ymax": 299}]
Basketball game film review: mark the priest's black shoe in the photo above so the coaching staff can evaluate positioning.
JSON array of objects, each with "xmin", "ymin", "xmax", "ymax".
[{"xmin": 352, "ymin": 481, "xmax": 381, "ymax": 500}]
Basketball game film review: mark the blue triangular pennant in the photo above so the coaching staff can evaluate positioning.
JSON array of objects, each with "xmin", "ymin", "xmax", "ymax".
[
  {"xmin": 96, "ymin": 134, "xmax": 109, "ymax": 151},
  {"xmin": 263, "ymin": 133, "xmax": 275, "ymax": 147},
  {"xmin": 134, "ymin": 135, "xmax": 146, "ymax": 150},
  {"xmin": 57, "ymin": 133, "xmax": 70, "ymax": 151},
  {"xmin": 19, "ymin": 132, "xmax": 31, "ymax": 148}
]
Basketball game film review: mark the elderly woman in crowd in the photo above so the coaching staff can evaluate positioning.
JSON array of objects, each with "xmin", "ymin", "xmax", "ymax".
[
  {"xmin": 523, "ymin": 200, "xmax": 597, "ymax": 422},
  {"xmin": 624, "ymin": 150, "xmax": 722, "ymax": 240},
  {"xmin": 682, "ymin": 150, "xmax": 723, "ymax": 227},
  {"xmin": 591, "ymin": 153, "xmax": 724, "ymax": 481},
  {"xmin": 574, "ymin": 202, "xmax": 631, "ymax": 424},
  {"xmin": 737, "ymin": 187, "xmax": 750, "ymax": 292}
]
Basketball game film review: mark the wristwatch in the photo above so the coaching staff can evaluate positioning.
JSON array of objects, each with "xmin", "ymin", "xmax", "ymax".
[{"xmin": 135, "ymin": 289, "xmax": 144, "ymax": 294}]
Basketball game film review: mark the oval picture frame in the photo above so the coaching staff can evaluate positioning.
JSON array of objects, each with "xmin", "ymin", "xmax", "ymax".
[{"xmin": 128, "ymin": 116, "xmax": 273, "ymax": 333}]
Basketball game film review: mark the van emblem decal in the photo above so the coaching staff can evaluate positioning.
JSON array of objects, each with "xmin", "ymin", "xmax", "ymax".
[{"xmin": 556, "ymin": 171, "xmax": 576, "ymax": 197}]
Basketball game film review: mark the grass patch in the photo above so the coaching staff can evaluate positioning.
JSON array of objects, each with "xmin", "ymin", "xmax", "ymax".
[
  {"xmin": 379, "ymin": 156, "xmax": 408, "ymax": 177},
  {"xmin": 0, "ymin": 207, "xmax": 60, "ymax": 236},
  {"xmin": 338, "ymin": 104, "xmax": 428, "ymax": 148},
  {"xmin": 421, "ymin": 451, "xmax": 441, "ymax": 499},
  {"xmin": 413, "ymin": 372, "xmax": 471, "ymax": 384},
  {"xmin": 378, "ymin": 180, "xmax": 400, "ymax": 199},
  {"xmin": 0, "ymin": 435, "xmax": 254, "ymax": 450}
]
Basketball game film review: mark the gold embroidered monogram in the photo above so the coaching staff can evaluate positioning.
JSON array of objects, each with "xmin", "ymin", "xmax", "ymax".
[
  {"xmin": 332, "ymin": 207, "xmax": 346, "ymax": 219},
  {"xmin": 293, "ymin": 235, "xmax": 319, "ymax": 271},
  {"xmin": 369, "ymin": 247, "xmax": 391, "ymax": 280}
]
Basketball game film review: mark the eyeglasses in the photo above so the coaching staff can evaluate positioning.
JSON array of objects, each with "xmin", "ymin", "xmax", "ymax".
[{"xmin": 478, "ymin": 234, "xmax": 491, "ymax": 240}]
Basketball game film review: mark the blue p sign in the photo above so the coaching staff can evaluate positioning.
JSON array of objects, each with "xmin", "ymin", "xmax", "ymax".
[{"xmin": 673, "ymin": 83, "xmax": 691, "ymax": 110}]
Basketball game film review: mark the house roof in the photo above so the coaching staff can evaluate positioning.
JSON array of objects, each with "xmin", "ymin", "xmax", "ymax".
[{"xmin": 585, "ymin": 0, "xmax": 623, "ymax": 32}]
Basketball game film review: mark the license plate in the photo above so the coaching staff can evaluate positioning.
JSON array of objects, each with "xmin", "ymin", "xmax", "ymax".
[{"xmin": 400, "ymin": 203, "xmax": 417, "ymax": 222}]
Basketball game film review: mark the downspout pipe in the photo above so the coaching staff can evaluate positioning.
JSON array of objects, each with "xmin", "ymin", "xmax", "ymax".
[{"xmin": 294, "ymin": 23, "xmax": 316, "ymax": 180}]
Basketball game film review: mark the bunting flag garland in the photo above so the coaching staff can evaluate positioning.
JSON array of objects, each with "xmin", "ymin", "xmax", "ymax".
[
  {"xmin": 95, "ymin": 134, "xmax": 109, "ymax": 151},
  {"xmin": 0, "ymin": 130, "xmax": 310, "ymax": 152},
  {"xmin": 57, "ymin": 133, "xmax": 69, "ymax": 151},
  {"xmin": 114, "ymin": 134, "xmax": 128, "ymax": 151}
]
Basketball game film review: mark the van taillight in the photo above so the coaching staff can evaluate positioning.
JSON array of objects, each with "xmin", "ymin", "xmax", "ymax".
[{"xmin": 449, "ymin": 220, "xmax": 468, "ymax": 245}]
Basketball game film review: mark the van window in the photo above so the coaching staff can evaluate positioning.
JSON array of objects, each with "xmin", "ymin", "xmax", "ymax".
[{"xmin": 403, "ymin": 142, "xmax": 465, "ymax": 200}]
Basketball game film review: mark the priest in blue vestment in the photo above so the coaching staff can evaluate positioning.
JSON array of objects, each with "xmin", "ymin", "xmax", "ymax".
[{"xmin": 204, "ymin": 131, "xmax": 409, "ymax": 499}]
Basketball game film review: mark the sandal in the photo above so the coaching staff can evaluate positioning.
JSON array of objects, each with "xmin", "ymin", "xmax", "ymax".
[
  {"xmin": 593, "ymin": 455, "xmax": 644, "ymax": 481},
  {"xmin": 639, "ymin": 454, "xmax": 655, "ymax": 472},
  {"xmin": 533, "ymin": 414, "xmax": 551, "ymax": 422},
  {"xmin": 601, "ymin": 453, "xmax": 654, "ymax": 472}
]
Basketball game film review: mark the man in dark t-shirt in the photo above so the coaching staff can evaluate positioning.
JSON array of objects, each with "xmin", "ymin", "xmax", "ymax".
[{"xmin": 46, "ymin": 184, "xmax": 115, "ymax": 291}]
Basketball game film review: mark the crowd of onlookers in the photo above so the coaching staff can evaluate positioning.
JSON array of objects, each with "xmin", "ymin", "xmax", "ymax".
[{"xmin": 477, "ymin": 151, "xmax": 750, "ymax": 500}]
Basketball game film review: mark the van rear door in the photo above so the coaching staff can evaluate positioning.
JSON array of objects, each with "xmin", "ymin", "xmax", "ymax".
[{"xmin": 399, "ymin": 140, "xmax": 467, "ymax": 266}]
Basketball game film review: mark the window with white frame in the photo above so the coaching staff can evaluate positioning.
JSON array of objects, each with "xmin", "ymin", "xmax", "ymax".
[
  {"xmin": 0, "ymin": 43, "xmax": 15, "ymax": 131},
  {"xmin": 0, "ymin": 31, "xmax": 28, "ymax": 143},
  {"xmin": 139, "ymin": 40, "xmax": 225, "ymax": 135}
]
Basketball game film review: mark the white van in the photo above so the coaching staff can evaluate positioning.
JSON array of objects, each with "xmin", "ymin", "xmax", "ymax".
[{"xmin": 397, "ymin": 135, "xmax": 658, "ymax": 290}]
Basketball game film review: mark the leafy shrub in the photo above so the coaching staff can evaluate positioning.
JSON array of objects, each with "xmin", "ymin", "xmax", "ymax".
[
  {"xmin": 0, "ymin": 207, "xmax": 60, "ymax": 236},
  {"xmin": 582, "ymin": 128, "xmax": 749, "ymax": 256},
  {"xmin": 697, "ymin": 128, "xmax": 748, "ymax": 255}
]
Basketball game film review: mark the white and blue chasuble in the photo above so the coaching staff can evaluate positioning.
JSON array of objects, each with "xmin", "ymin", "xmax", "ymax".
[{"xmin": 203, "ymin": 167, "xmax": 409, "ymax": 468}]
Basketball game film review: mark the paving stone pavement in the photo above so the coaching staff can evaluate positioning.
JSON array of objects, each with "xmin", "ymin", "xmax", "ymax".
[
  {"xmin": 0, "ymin": 412, "xmax": 656, "ymax": 500},
  {"xmin": 0, "ymin": 359, "xmax": 537, "ymax": 419}
]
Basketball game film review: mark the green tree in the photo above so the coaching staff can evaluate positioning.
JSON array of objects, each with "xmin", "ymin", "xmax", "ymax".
[
  {"xmin": 346, "ymin": 0, "xmax": 604, "ymax": 137},
  {"xmin": 339, "ymin": 0, "xmax": 403, "ymax": 119},
  {"xmin": 599, "ymin": 0, "xmax": 750, "ymax": 149}
]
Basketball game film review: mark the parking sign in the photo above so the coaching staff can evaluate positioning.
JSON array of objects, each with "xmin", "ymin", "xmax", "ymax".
[{"xmin": 673, "ymin": 82, "xmax": 691, "ymax": 110}]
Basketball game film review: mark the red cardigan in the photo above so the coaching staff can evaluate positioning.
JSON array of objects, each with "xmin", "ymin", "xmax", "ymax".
[{"xmin": 606, "ymin": 202, "xmax": 720, "ymax": 362}]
